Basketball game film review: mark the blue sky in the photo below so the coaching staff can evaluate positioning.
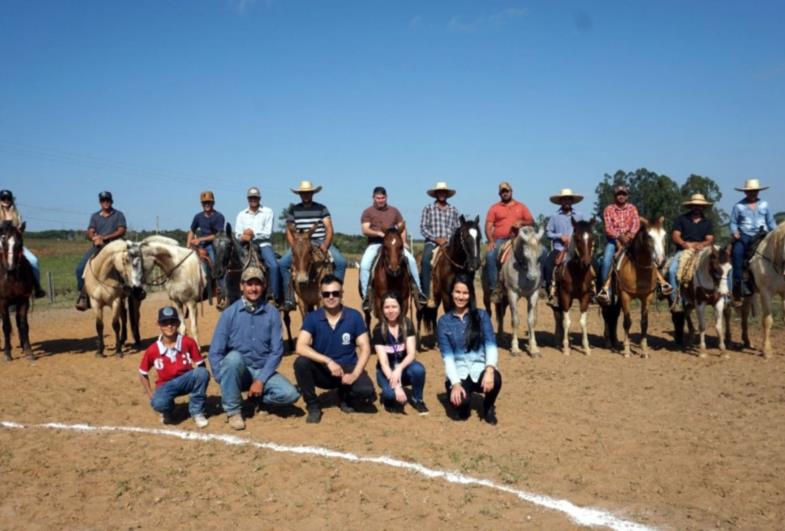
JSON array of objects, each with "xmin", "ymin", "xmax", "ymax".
[{"xmin": 1, "ymin": 0, "xmax": 783, "ymax": 234}]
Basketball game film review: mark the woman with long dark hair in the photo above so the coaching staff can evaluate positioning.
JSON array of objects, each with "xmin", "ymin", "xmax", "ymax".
[
  {"xmin": 371, "ymin": 291, "xmax": 428, "ymax": 414},
  {"xmin": 436, "ymin": 273, "xmax": 501, "ymax": 424}
]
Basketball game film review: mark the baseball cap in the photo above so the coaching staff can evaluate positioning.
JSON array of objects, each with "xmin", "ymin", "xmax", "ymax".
[
  {"xmin": 200, "ymin": 191, "xmax": 215, "ymax": 202},
  {"xmin": 98, "ymin": 191, "xmax": 113, "ymax": 202},
  {"xmin": 0, "ymin": 190, "xmax": 13, "ymax": 201},
  {"xmin": 498, "ymin": 181, "xmax": 512, "ymax": 192},
  {"xmin": 247, "ymin": 187, "xmax": 261, "ymax": 198},
  {"xmin": 372, "ymin": 186, "xmax": 387, "ymax": 196},
  {"xmin": 241, "ymin": 267, "xmax": 265, "ymax": 283},
  {"xmin": 157, "ymin": 306, "xmax": 180, "ymax": 323}
]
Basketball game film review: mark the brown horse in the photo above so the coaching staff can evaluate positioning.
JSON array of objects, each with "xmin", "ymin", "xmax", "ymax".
[
  {"xmin": 0, "ymin": 223, "xmax": 34, "ymax": 361},
  {"xmin": 290, "ymin": 223, "xmax": 334, "ymax": 317},
  {"xmin": 366, "ymin": 227, "xmax": 412, "ymax": 328},
  {"xmin": 603, "ymin": 219, "xmax": 658, "ymax": 358},
  {"xmin": 418, "ymin": 215, "xmax": 482, "ymax": 345},
  {"xmin": 552, "ymin": 218, "xmax": 597, "ymax": 356}
]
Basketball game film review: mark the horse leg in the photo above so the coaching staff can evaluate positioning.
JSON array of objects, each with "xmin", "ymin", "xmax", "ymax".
[
  {"xmin": 94, "ymin": 304, "xmax": 105, "ymax": 357},
  {"xmin": 696, "ymin": 302, "xmax": 707, "ymax": 358},
  {"xmin": 283, "ymin": 310, "xmax": 294, "ymax": 352},
  {"xmin": 621, "ymin": 294, "xmax": 632, "ymax": 358},
  {"xmin": 2, "ymin": 305, "xmax": 12, "ymax": 361},
  {"xmin": 579, "ymin": 309, "xmax": 590, "ymax": 356},
  {"xmin": 760, "ymin": 291, "xmax": 774, "ymax": 358},
  {"xmin": 130, "ymin": 295, "xmax": 141, "ymax": 347},
  {"xmin": 15, "ymin": 301, "xmax": 33, "ymax": 360},
  {"xmin": 740, "ymin": 298, "xmax": 751, "ymax": 349},
  {"xmin": 640, "ymin": 297, "xmax": 650, "ymax": 358},
  {"xmin": 722, "ymin": 302, "xmax": 732, "ymax": 351},
  {"xmin": 509, "ymin": 293, "xmax": 520, "ymax": 356},
  {"xmin": 112, "ymin": 299, "xmax": 124, "ymax": 357},
  {"xmin": 118, "ymin": 299, "xmax": 128, "ymax": 347},
  {"xmin": 553, "ymin": 307, "xmax": 563, "ymax": 348},
  {"xmin": 562, "ymin": 307, "xmax": 571, "ymax": 356},
  {"xmin": 528, "ymin": 294, "xmax": 540, "ymax": 356},
  {"xmin": 176, "ymin": 302, "xmax": 187, "ymax": 337},
  {"xmin": 187, "ymin": 301, "xmax": 199, "ymax": 348}
]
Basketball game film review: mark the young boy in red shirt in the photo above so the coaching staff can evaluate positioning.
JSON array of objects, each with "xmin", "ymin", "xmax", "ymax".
[{"xmin": 139, "ymin": 306, "xmax": 210, "ymax": 428}]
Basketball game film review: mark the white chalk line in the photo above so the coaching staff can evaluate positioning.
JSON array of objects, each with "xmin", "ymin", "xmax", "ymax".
[{"xmin": 1, "ymin": 420, "xmax": 654, "ymax": 531}]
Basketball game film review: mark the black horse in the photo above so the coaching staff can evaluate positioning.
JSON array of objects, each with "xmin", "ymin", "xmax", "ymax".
[{"xmin": 0, "ymin": 222, "xmax": 34, "ymax": 361}]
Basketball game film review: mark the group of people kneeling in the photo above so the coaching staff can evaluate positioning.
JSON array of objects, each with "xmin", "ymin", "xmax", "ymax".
[{"xmin": 139, "ymin": 269, "xmax": 502, "ymax": 429}]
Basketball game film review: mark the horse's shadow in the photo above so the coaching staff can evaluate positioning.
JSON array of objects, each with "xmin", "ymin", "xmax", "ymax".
[{"xmin": 32, "ymin": 336, "xmax": 156, "ymax": 357}]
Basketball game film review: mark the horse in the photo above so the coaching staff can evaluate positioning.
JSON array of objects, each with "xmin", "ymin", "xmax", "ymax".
[
  {"xmin": 418, "ymin": 215, "xmax": 482, "ymax": 346},
  {"xmin": 738, "ymin": 222, "xmax": 785, "ymax": 358},
  {"xmin": 289, "ymin": 223, "xmax": 334, "ymax": 318},
  {"xmin": 602, "ymin": 219, "xmax": 658, "ymax": 358},
  {"xmin": 82, "ymin": 239, "xmax": 145, "ymax": 357},
  {"xmin": 0, "ymin": 223, "xmax": 34, "ymax": 361},
  {"xmin": 552, "ymin": 219, "xmax": 597, "ymax": 356},
  {"xmin": 366, "ymin": 226, "xmax": 413, "ymax": 329},
  {"xmin": 671, "ymin": 245, "xmax": 732, "ymax": 357},
  {"xmin": 139, "ymin": 235, "xmax": 205, "ymax": 347}
]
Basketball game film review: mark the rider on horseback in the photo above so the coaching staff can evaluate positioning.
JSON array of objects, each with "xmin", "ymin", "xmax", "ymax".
[
  {"xmin": 419, "ymin": 181, "xmax": 461, "ymax": 306},
  {"xmin": 235, "ymin": 187, "xmax": 281, "ymax": 306},
  {"xmin": 729, "ymin": 179, "xmax": 777, "ymax": 306},
  {"xmin": 543, "ymin": 188, "xmax": 585, "ymax": 307},
  {"xmin": 187, "ymin": 191, "xmax": 226, "ymax": 303},
  {"xmin": 667, "ymin": 194, "xmax": 715, "ymax": 312},
  {"xmin": 75, "ymin": 191, "xmax": 127, "ymax": 311},
  {"xmin": 359, "ymin": 186, "xmax": 426, "ymax": 312},
  {"xmin": 0, "ymin": 189, "xmax": 45, "ymax": 298}
]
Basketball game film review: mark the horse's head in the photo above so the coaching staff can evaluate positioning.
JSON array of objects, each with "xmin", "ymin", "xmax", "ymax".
[
  {"xmin": 117, "ymin": 241, "xmax": 145, "ymax": 289},
  {"xmin": 381, "ymin": 226, "xmax": 405, "ymax": 277},
  {"xmin": 0, "ymin": 222, "xmax": 23, "ymax": 272},
  {"xmin": 455, "ymin": 215, "xmax": 482, "ymax": 272},
  {"xmin": 291, "ymin": 223, "xmax": 319, "ymax": 284},
  {"xmin": 212, "ymin": 229, "xmax": 231, "ymax": 278},
  {"xmin": 570, "ymin": 218, "xmax": 596, "ymax": 268},
  {"xmin": 649, "ymin": 226, "xmax": 667, "ymax": 268},
  {"xmin": 513, "ymin": 226, "xmax": 544, "ymax": 282},
  {"xmin": 630, "ymin": 218, "xmax": 654, "ymax": 266}
]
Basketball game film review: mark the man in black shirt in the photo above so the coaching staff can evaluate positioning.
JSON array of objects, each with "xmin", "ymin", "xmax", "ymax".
[{"xmin": 668, "ymin": 193, "xmax": 715, "ymax": 310}]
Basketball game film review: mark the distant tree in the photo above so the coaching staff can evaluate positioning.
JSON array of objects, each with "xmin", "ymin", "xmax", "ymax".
[
  {"xmin": 775, "ymin": 211, "xmax": 785, "ymax": 225},
  {"xmin": 278, "ymin": 203, "xmax": 295, "ymax": 231},
  {"xmin": 535, "ymin": 213, "xmax": 550, "ymax": 231}
]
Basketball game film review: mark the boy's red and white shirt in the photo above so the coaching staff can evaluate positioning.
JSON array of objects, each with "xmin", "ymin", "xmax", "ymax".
[{"xmin": 139, "ymin": 334, "xmax": 204, "ymax": 388}]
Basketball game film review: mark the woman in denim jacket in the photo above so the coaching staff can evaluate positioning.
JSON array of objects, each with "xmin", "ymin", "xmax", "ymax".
[{"xmin": 436, "ymin": 273, "xmax": 502, "ymax": 425}]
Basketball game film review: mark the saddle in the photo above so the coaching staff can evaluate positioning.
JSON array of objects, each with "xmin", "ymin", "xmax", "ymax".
[{"xmin": 496, "ymin": 239, "xmax": 515, "ymax": 269}]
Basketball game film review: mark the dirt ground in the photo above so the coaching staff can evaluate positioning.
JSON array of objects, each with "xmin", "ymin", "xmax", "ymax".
[{"xmin": 1, "ymin": 269, "xmax": 784, "ymax": 530}]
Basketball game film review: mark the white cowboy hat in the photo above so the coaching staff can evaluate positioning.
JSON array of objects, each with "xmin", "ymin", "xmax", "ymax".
[
  {"xmin": 427, "ymin": 181, "xmax": 456, "ymax": 198},
  {"xmin": 291, "ymin": 180, "xmax": 323, "ymax": 194},
  {"xmin": 682, "ymin": 193, "xmax": 713, "ymax": 207},
  {"xmin": 549, "ymin": 188, "xmax": 584, "ymax": 205},
  {"xmin": 735, "ymin": 178, "xmax": 768, "ymax": 192}
]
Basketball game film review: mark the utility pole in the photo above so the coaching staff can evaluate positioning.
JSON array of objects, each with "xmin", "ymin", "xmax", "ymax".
[{"xmin": 156, "ymin": 215, "xmax": 160, "ymax": 234}]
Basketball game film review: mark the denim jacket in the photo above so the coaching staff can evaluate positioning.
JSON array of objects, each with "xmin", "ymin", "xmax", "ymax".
[
  {"xmin": 730, "ymin": 199, "xmax": 777, "ymax": 237},
  {"xmin": 436, "ymin": 309, "xmax": 498, "ymax": 385}
]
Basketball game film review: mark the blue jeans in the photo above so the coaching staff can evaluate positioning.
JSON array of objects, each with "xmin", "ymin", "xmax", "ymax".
[
  {"xmin": 732, "ymin": 234, "xmax": 752, "ymax": 290},
  {"xmin": 359, "ymin": 244, "xmax": 422, "ymax": 297},
  {"xmin": 668, "ymin": 250, "xmax": 683, "ymax": 302},
  {"xmin": 600, "ymin": 240, "xmax": 618, "ymax": 285},
  {"xmin": 75, "ymin": 247, "xmax": 98, "ymax": 291},
  {"xmin": 150, "ymin": 367, "xmax": 210, "ymax": 417},
  {"xmin": 420, "ymin": 242, "xmax": 437, "ymax": 297},
  {"xmin": 258, "ymin": 245, "xmax": 282, "ymax": 301},
  {"xmin": 22, "ymin": 247, "xmax": 40, "ymax": 284},
  {"xmin": 376, "ymin": 361, "xmax": 426, "ymax": 406},
  {"xmin": 484, "ymin": 238, "xmax": 509, "ymax": 290},
  {"xmin": 218, "ymin": 350, "xmax": 300, "ymax": 416},
  {"xmin": 279, "ymin": 244, "xmax": 347, "ymax": 303}
]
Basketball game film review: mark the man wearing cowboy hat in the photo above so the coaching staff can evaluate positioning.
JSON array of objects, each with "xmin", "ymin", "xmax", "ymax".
[
  {"xmin": 419, "ymin": 182, "xmax": 461, "ymax": 301},
  {"xmin": 543, "ymin": 188, "xmax": 585, "ymax": 306},
  {"xmin": 278, "ymin": 180, "xmax": 347, "ymax": 311},
  {"xmin": 730, "ymin": 178, "xmax": 777, "ymax": 304},
  {"xmin": 668, "ymin": 193, "xmax": 715, "ymax": 311},
  {"xmin": 235, "ymin": 187, "xmax": 281, "ymax": 306},
  {"xmin": 187, "ymin": 191, "xmax": 226, "ymax": 302}
]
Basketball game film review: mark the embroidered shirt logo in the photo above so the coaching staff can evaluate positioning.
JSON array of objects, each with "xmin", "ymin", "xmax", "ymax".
[{"xmin": 341, "ymin": 332, "xmax": 351, "ymax": 346}]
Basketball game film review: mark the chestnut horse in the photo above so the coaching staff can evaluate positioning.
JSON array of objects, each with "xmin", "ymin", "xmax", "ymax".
[
  {"xmin": 418, "ymin": 215, "xmax": 482, "ymax": 345},
  {"xmin": 366, "ymin": 227, "xmax": 412, "ymax": 328},
  {"xmin": 0, "ymin": 223, "xmax": 34, "ymax": 361},
  {"xmin": 602, "ymin": 219, "xmax": 657, "ymax": 358},
  {"xmin": 290, "ymin": 223, "xmax": 334, "ymax": 317},
  {"xmin": 552, "ymin": 219, "xmax": 596, "ymax": 356}
]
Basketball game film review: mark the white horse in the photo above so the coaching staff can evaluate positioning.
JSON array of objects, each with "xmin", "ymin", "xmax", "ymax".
[
  {"xmin": 140, "ymin": 236, "xmax": 205, "ymax": 347},
  {"xmin": 679, "ymin": 246, "xmax": 732, "ymax": 357},
  {"xmin": 496, "ymin": 226, "xmax": 544, "ymax": 356},
  {"xmin": 744, "ymin": 222, "xmax": 785, "ymax": 358},
  {"xmin": 82, "ymin": 240, "xmax": 145, "ymax": 357}
]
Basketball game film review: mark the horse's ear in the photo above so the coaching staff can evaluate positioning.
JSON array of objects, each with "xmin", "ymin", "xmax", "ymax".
[
  {"xmin": 459, "ymin": 214, "xmax": 466, "ymax": 224},
  {"xmin": 571, "ymin": 217, "xmax": 577, "ymax": 228},
  {"xmin": 473, "ymin": 215, "xmax": 479, "ymax": 225},
  {"xmin": 20, "ymin": 221, "xmax": 26, "ymax": 233},
  {"xmin": 589, "ymin": 217, "xmax": 596, "ymax": 227},
  {"xmin": 226, "ymin": 223, "xmax": 234, "ymax": 241},
  {"xmin": 536, "ymin": 227, "xmax": 544, "ymax": 240}
]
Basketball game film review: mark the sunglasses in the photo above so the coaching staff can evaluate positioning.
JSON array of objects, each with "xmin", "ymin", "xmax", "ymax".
[
  {"xmin": 159, "ymin": 320, "xmax": 179, "ymax": 327},
  {"xmin": 201, "ymin": 201, "xmax": 214, "ymax": 205},
  {"xmin": 321, "ymin": 290, "xmax": 341, "ymax": 299}
]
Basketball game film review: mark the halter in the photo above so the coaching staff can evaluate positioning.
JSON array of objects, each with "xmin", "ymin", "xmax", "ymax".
[
  {"xmin": 444, "ymin": 223, "xmax": 478, "ymax": 271},
  {"xmin": 143, "ymin": 246, "xmax": 197, "ymax": 286}
]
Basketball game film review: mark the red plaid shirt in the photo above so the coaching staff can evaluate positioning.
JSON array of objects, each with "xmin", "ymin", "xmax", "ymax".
[{"xmin": 603, "ymin": 203, "xmax": 640, "ymax": 239}]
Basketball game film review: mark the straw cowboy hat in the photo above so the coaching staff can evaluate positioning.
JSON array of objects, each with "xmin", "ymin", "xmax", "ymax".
[
  {"xmin": 735, "ymin": 178, "xmax": 769, "ymax": 192},
  {"xmin": 427, "ymin": 181, "xmax": 456, "ymax": 198},
  {"xmin": 682, "ymin": 193, "xmax": 713, "ymax": 207},
  {"xmin": 291, "ymin": 180, "xmax": 322, "ymax": 194},
  {"xmin": 549, "ymin": 188, "xmax": 584, "ymax": 205}
]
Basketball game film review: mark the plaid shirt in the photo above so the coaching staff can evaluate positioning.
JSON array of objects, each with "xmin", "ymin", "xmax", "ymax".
[
  {"xmin": 420, "ymin": 202, "xmax": 461, "ymax": 242},
  {"xmin": 603, "ymin": 203, "xmax": 640, "ymax": 239}
]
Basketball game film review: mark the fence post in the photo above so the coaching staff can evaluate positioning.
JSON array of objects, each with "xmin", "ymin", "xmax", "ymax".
[{"xmin": 47, "ymin": 271, "xmax": 54, "ymax": 303}]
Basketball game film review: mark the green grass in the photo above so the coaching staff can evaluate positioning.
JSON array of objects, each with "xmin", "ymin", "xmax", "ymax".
[{"xmin": 26, "ymin": 238, "xmax": 86, "ymax": 303}]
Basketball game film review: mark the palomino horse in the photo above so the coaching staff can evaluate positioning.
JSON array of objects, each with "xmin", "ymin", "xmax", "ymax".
[
  {"xmin": 552, "ymin": 219, "xmax": 596, "ymax": 356},
  {"xmin": 672, "ymin": 246, "xmax": 732, "ymax": 357},
  {"xmin": 366, "ymin": 227, "xmax": 413, "ymax": 328},
  {"xmin": 739, "ymin": 222, "xmax": 785, "ymax": 358},
  {"xmin": 289, "ymin": 223, "xmax": 333, "ymax": 317},
  {"xmin": 603, "ymin": 219, "xmax": 657, "ymax": 358},
  {"xmin": 82, "ymin": 239, "xmax": 145, "ymax": 357},
  {"xmin": 418, "ymin": 215, "xmax": 482, "ymax": 345},
  {"xmin": 140, "ymin": 235, "xmax": 205, "ymax": 347},
  {"xmin": 0, "ymin": 223, "xmax": 34, "ymax": 361},
  {"xmin": 487, "ymin": 226, "xmax": 543, "ymax": 356}
]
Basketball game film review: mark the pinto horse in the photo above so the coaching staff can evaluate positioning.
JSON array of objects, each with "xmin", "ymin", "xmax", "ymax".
[
  {"xmin": 366, "ymin": 227, "xmax": 413, "ymax": 328},
  {"xmin": 552, "ymin": 219, "xmax": 597, "ymax": 356},
  {"xmin": 0, "ymin": 223, "xmax": 34, "ymax": 361},
  {"xmin": 290, "ymin": 223, "xmax": 334, "ymax": 318},
  {"xmin": 418, "ymin": 215, "xmax": 482, "ymax": 345},
  {"xmin": 602, "ymin": 219, "xmax": 658, "ymax": 358}
]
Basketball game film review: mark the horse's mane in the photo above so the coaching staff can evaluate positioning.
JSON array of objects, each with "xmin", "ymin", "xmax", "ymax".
[
  {"xmin": 384, "ymin": 227, "xmax": 400, "ymax": 235},
  {"xmin": 567, "ymin": 220, "xmax": 593, "ymax": 261},
  {"xmin": 142, "ymin": 235, "xmax": 180, "ymax": 247},
  {"xmin": 759, "ymin": 222, "xmax": 785, "ymax": 273}
]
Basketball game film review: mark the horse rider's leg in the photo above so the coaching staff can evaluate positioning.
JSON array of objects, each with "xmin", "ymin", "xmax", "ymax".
[
  {"xmin": 278, "ymin": 249, "xmax": 295, "ymax": 309},
  {"xmin": 328, "ymin": 246, "xmax": 347, "ymax": 282},
  {"xmin": 420, "ymin": 242, "xmax": 435, "ymax": 299},
  {"xmin": 2, "ymin": 304, "xmax": 12, "ymax": 361},
  {"xmin": 509, "ymin": 292, "xmax": 521, "ymax": 355},
  {"xmin": 22, "ymin": 247, "xmax": 46, "ymax": 298},
  {"xmin": 93, "ymin": 302, "xmax": 105, "ymax": 357},
  {"xmin": 621, "ymin": 293, "xmax": 632, "ymax": 358},
  {"xmin": 731, "ymin": 236, "xmax": 747, "ymax": 304},
  {"xmin": 697, "ymin": 301, "xmax": 708, "ymax": 357},
  {"xmin": 403, "ymin": 248, "xmax": 427, "ymax": 306},
  {"xmin": 640, "ymin": 295, "xmax": 651, "ymax": 358},
  {"xmin": 486, "ymin": 239, "xmax": 507, "ymax": 302},
  {"xmin": 562, "ymin": 305, "xmax": 571, "ymax": 356},
  {"xmin": 668, "ymin": 251, "xmax": 682, "ymax": 309},
  {"xmin": 759, "ymin": 289, "xmax": 774, "ymax": 358},
  {"xmin": 359, "ymin": 244, "xmax": 380, "ymax": 299},
  {"xmin": 597, "ymin": 240, "xmax": 617, "ymax": 303},
  {"xmin": 258, "ymin": 245, "xmax": 280, "ymax": 303},
  {"xmin": 74, "ymin": 247, "xmax": 95, "ymax": 310},
  {"xmin": 527, "ymin": 292, "xmax": 540, "ymax": 356}
]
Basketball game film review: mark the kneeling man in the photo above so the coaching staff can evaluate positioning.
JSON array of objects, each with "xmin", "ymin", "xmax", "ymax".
[{"xmin": 209, "ymin": 267, "xmax": 300, "ymax": 430}]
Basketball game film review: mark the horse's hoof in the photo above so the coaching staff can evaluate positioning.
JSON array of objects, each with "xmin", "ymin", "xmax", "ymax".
[
  {"xmin": 623, "ymin": 352, "xmax": 630, "ymax": 358},
  {"xmin": 562, "ymin": 350, "xmax": 570, "ymax": 357},
  {"xmin": 722, "ymin": 353, "xmax": 730, "ymax": 360},
  {"xmin": 25, "ymin": 352, "xmax": 35, "ymax": 362},
  {"xmin": 3, "ymin": 354, "xmax": 11, "ymax": 362},
  {"xmin": 95, "ymin": 352, "xmax": 106, "ymax": 358},
  {"xmin": 584, "ymin": 349, "xmax": 591, "ymax": 356},
  {"xmin": 115, "ymin": 350, "xmax": 124, "ymax": 359},
  {"xmin": 641, "ymin": 353, "xmax": 649, "ymax": 359},
  {"xmin": 698, "ymin": 352, "xmax": 707, "ymax": 359},
  {"xmin": 509, "ymin": 350, "xmax": 520, "ymax": 357}
]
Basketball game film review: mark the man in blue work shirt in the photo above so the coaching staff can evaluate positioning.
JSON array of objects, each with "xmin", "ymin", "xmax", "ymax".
[
  {"xmin": 543, "ymin": 188, "xmax": 585, "ymax": 306},
  {"xmin": 208, "ymin": 266, "xmax": 300, "ymax": 430},
  {"xmin": 293, "ymin": 274, "xmax": 375, "ymax": 424}
]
